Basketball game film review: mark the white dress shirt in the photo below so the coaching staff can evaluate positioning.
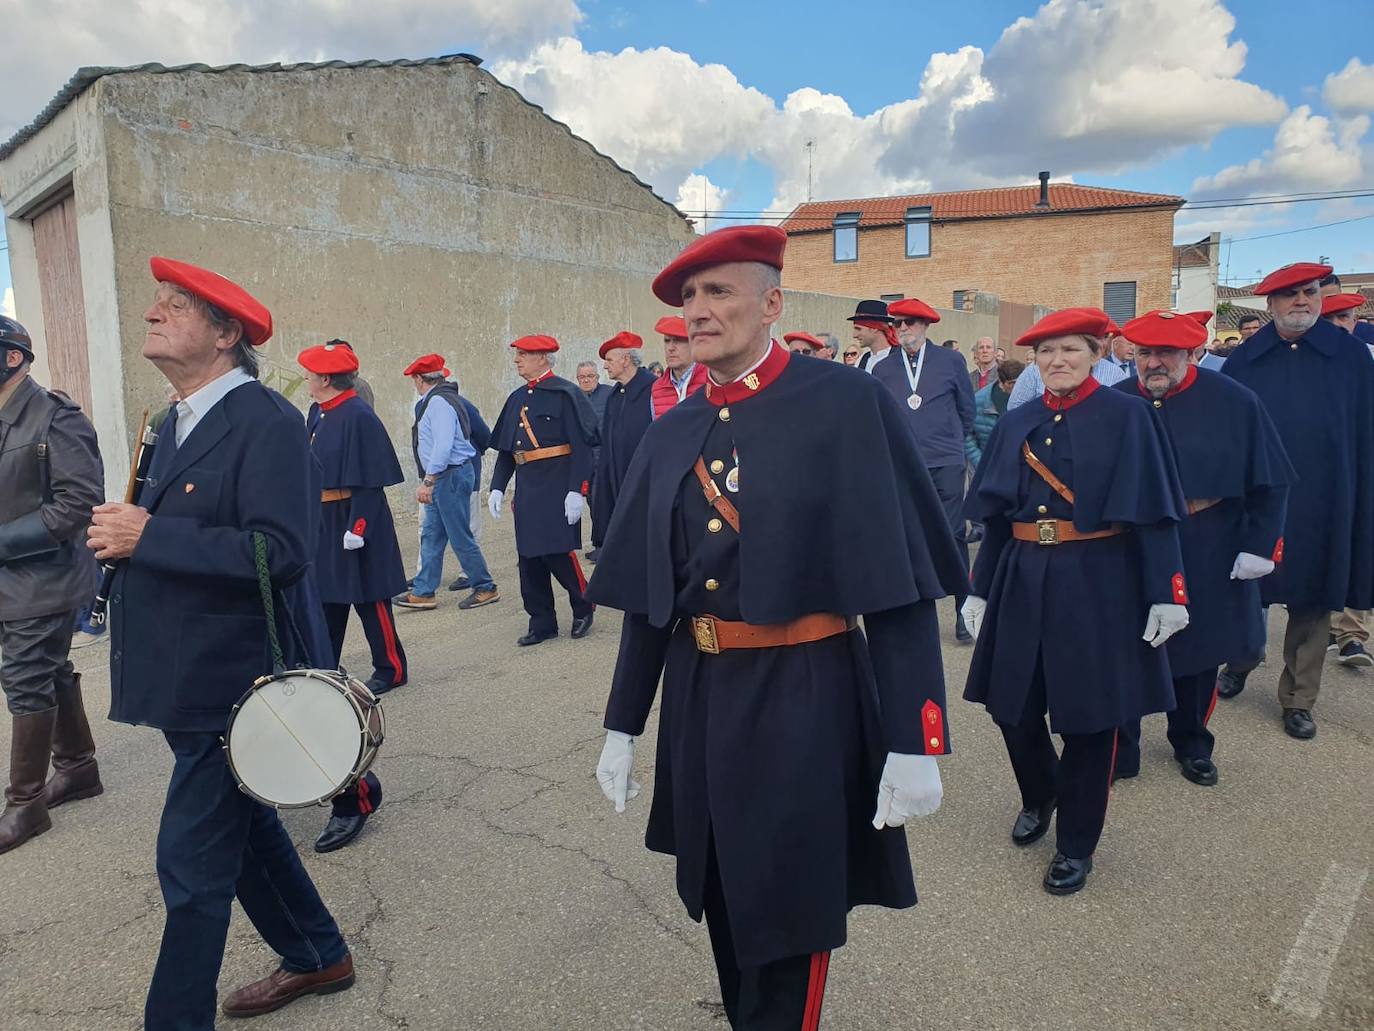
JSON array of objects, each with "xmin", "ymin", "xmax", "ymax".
[{"xmin": 174, "ymin": 367, "xmax": 255, "ymax": 446}]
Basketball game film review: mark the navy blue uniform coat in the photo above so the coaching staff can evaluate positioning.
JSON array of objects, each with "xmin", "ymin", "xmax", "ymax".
[
  {"xmin": 109, "ymin": 382, "xmax": 329, "ymax": 732},
  {"xmin": 1113, "ymin": 368, "xmax": 1292, "ymax": 675},
  {"xmin": 1221, "ymin": 318, "xmax": 1374, "ymax": 611},
  {"xmin": 307, "ymin": 394, "xmax": 408, "ymax": 604},
  {"xmin": 590, "ymin": 367, "xmax": 655, "ymax": 547},
  {"xmin": 588, "ymin": 347, "xmax": 966, "ymax": 967},
  {"xmin": 490, "ymin": 373, "xmax": 599, "ymax": 557},
  {"xmin": 963, "ymin": 378, "xmax": 1189, "ymax": 734}
]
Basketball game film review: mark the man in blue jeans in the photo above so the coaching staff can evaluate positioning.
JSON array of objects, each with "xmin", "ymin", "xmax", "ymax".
[{"xmin": 395, "ymin": 353, "xmax": 500, "ymax": 611}]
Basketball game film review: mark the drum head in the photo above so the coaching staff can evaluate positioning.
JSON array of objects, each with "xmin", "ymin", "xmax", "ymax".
[{"xmin": 227, "ymin": 673, "xmax": 363, "ymax": 807}]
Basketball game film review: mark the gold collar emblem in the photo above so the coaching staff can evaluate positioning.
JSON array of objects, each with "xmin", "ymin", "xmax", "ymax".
[{"xmin": 743, "ymin": 373, "xmax": 761, "ymax": 391}]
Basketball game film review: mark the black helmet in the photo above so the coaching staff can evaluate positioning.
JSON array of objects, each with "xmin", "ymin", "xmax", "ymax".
[{"xmin": 0, "ymin": 316, "xmax": 34, "ymax": 361}]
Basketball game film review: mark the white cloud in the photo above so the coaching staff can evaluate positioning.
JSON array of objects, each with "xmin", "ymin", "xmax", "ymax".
[
  {"xmin": 493, "ymin": 0, "xmax": 1286, "ymax": 215},
  {"xmin": 1324, "ymin": 58, "xmax": 1374, "ymax": 115},
  {"xmin": 673, "ymin": 173, "xmax": 730, "ymax": 233},
  {"xmin": 1, "ymin": 288, "xmax": 13, "ymax": 319},
  {"xmin": 0, "ymin": 0, "xmax": 582, "ymax": 140},
  {"xmin": 1190, "ymin": 106, "xmax": 1370, "ymax": 198}
]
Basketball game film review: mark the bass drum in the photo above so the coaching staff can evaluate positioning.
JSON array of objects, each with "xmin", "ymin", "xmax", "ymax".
[{"xmin": 224, "ymin": 669, "xmax": 385, "ymax": 808}]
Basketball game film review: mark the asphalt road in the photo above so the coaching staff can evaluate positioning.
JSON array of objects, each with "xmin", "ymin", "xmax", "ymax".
[{"xmin": 3, "ymin": 522, "xmax": 1372, "ymax": 1031}]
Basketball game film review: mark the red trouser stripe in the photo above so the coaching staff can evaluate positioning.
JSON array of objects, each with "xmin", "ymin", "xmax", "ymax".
[
  {"xmin": 1203, "ymin": 680, "xmax": 1220, "ymax": 728},
  {"xmin": 357, "ymin": 773, "xmax": 372, "ymax": 815},
  {"xmin": 375, "ymin": 601, "xmax": 404, "ymax": 685},
  {"xmin": 802, "ymin": 950, "xmax": 830, "ymax": 1031},
  {"xmin": 568, "ymin": 552, "xmax": 588, "ymax": 594}
]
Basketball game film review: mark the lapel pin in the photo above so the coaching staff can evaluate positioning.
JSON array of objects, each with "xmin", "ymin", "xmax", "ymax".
[{"xmin": 184, "ymin": 483, "xmax": 195, "ymax": 494}]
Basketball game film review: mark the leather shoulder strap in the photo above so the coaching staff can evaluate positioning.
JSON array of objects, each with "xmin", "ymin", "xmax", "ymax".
[
  {"xmin": 693, "ymin": 457, "xmax": 740, "ymax": 533},
  {"xmin": 1021, "ymin": 440, "xmax": 1075, "ymax": 505}
]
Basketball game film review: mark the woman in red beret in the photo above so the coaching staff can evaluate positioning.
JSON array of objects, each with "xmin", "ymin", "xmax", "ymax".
[{"xmin": 961, "ymin": 307, "xmax": 1190, "ymax": 895}]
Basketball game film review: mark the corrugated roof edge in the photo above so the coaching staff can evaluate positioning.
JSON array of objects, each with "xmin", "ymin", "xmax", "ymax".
[{"xmin": 0, "ymin": 54, "xmax": 690, "ymax": 224}]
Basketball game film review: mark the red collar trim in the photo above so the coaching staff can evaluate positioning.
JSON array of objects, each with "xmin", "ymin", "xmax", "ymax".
[
  {"xmin": 703, "ymin": 343, "xmax": 791, "ymax": 406},
  {"xmin": 319, "ymin": 388, "xmax": 357, "ymax": 412},
  {"xmin": 528, "ymin": 369, "xmax": 555, "ymax": 387},
  {"xmin": 1042, "ymin": 375, "xmax": 1100, "ymax": 411},
  {"xmin": 1134, "ymin": 363, "xmax": 1197, "ymax": 402}
]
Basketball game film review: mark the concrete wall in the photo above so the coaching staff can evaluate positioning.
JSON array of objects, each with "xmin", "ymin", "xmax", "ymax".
[{"xmin": 782, "ymin": 207, "xmax": 1179, "ymax": 316}]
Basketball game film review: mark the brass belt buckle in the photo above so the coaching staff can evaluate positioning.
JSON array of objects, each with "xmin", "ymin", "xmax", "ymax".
[
  {"xmin": 514, "ymin": 451, "xmax": 528, "ymax": 465},
  {"xmin": 1036, "ymin": 519, "xmax": 1059, "ymax": 545},
  {"xmin": 692, "ymin": 616, "xmax": 720, "ymax": 654}
]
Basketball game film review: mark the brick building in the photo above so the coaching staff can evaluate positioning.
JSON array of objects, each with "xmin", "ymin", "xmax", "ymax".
[{"xmin": 780, "ymin": 176, "xmax": 1184, "ymax": 324}]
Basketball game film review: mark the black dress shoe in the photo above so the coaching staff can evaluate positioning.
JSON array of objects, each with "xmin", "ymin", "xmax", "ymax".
[
  {"xmin": 315, "ymin": 813, "xmax": 369, "ymax": 853},
  {"xmin": 1177, "ymin": 756, "xmax": 1218, "ymax": 786},
  {"xmin": 447, "ymin": 576, "xmax": 471, "ymax": 592},
  {"xmin": 955, "ymin": 613, "xmax": 972, "ymax": 644},
  {"xmin": 1216, "ymin": 667, "xmax": 1248, "ymax": 699},
  {"xmin": 570, "ymin": 614, "xmax": 595, "ymax": 639},
  {"xmin": 1283, "ymin": 707, "xmax": 1317, "ymax": 739},
  {"xmin": 585, "ymin": 548, "xmax": 600, "ymax": 563},
  {"xmin": 1043, "ymin": 852, "xmax": 1093, "ymax": 895},
  {"xmin": 365, "ymin": 676, "xmax": 406, "ymax": 697},
  {"xmin": 1111, "ymin": 764, "xmax": 1139, "ymax": 785},
  {"xmin": 517, "ymin": 631, "xmax": 557, "ymax": 647},
  {"xmin": 1011, "ymin": 800, "xmax": 1055, "ymax": 846}
]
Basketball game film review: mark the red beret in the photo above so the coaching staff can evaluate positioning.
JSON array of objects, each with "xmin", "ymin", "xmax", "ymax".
[
  {"xmin": 652, "ymin": 225, "xmax": 786, "ymax": 306},
  {"xmin": 1185, "ymin": 310, "xmax": 1213, "ymax": 327},
  {"xmin": 654, "ymin": 315, "xmax": 689, "ymax": 340},
  {"xmin": 598, "ymin": 331, "xmax": 643, "ymax": 359},
  {"xmin": 1322, "ymin": 293, "xmax": 1366, "ymax": 316},
  {"xmin": 511, "ymin": 334, "xmax": 559, "ymax": 353},
  {"xmin": 1121, "ymin": 310, "xmax": 1207, "ymax": 351},
  {"xmin": 403, "ymin": 353, "xmax": 447, "ymax": 376},
  {"xmin": 1254, "ymin": 262, "xmax": 1332, "ymax": 295},
  {"xmin": 1015, "ymin": 307, "xmax": 1111, "ymax": 349},
  {"xmin": 887, "ymin": 298, "xmax": 941, "ymax": 324},
  {"xmin": 150, "ymin": 256, "xmax": 273, "ymax": 346},
  {"xmin": 1105, "ymin": 319, "xmax": 1122, "ymax": 336},
  {"xmin": 783, "ymin": 332, "xmax": 825, "ymax": 350},
  {"xmin": 298, "ymin": 342, "xmax": 360, "ymax": 375}
]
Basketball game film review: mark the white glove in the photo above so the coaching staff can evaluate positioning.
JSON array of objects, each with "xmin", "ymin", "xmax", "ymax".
[
  {"xmin": 342, "ymin": 531, "xmax": 365, "ymax": 551},
  {"xmin": 961, "ymin": 596, "xmax": 987, "ymax": 639},
  {"xmin": 872, "ymin": 752, "xmax": 943, "ymax": 828},
  {"xmin": 1230, "ymin": 552, "xmax": 1275, "ymax": 580},
  {"xmin": 488, "ymin": 490, "xmax": 504, "ymax": 520},
  {"xmin": 595, "ymin": 730, "xmax": 640, "ymax": 813},
  {"xmin": 564, "ymin": 491, "xmax": 585, "ymax": 525},
  {"xmin": 1143, "ymin": 603, "xmax": 1190, "ymax": 648}
]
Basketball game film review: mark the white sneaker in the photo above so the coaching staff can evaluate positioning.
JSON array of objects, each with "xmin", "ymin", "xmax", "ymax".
[{"xmin": 70, "ymin": 630, "xmax": 107, "ymax": 650}]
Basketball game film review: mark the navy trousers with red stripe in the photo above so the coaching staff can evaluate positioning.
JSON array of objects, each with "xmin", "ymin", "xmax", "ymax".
[
  {"xmin": 703, "ymin": 840, "xmax": 831, "ymax": 1030},
  {"xmin": 518, "ymin": 553, "xmax": 593, "ymax": 637},
  {"xmin": 996, "ymin": 660, "xmax": 1117, "ymax": 860},
  {"xmin": 323, "ymin": 599, "xmax": 408, "ymax": 689},
  {"xmin": 1115, "ymin": 667, "xmax": 1220, "ymax": 776}
]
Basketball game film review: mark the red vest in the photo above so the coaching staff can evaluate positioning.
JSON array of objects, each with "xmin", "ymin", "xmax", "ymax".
[{"xmin": 650, "ymin": 363, "xmax": 709, "ymax": 419}]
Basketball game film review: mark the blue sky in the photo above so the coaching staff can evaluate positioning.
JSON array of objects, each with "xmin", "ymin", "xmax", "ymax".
[{"xmin": 2, "ymin": 0, "xmax": 1372, "ymax": 316}]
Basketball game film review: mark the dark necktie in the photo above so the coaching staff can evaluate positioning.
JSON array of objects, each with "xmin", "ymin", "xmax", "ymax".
[{"xmin": 147, "ymin": 404, "xmax": 180, "ymax": 487}]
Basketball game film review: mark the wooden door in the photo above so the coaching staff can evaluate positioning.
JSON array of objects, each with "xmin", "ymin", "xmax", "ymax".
[{"xmin": 31, "ymin": 192, "xmax": 94, "ymax": 414}]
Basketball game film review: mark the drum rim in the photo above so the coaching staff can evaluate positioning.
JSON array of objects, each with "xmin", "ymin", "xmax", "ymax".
[{"xmin": 223, "ymin": 667, "xmax": 382, "ymax": 809}]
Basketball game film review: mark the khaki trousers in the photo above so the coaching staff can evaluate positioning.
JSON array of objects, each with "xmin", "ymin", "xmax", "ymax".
[
  {"xmin": 1330, "ymin": 608, "xmax": 1369, "ymax": 648},
  {"xmin": 1278, "ymin": 608, "xmax": 1332, "ymax": 710}
]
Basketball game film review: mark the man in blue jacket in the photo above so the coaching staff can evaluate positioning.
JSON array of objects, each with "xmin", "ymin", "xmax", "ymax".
[{"xmin": 88, "ymin": 258, "xmax": 354, "ymax": 1028}]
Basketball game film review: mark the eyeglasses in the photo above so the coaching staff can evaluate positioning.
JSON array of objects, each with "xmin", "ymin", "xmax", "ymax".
[
  {"xmin": 893, "ymin": 317, "xmax": 923, "ymax": 327},
  {"xmin": 843, "ymin": 351, "xmax": 859, "ymax": 359}
]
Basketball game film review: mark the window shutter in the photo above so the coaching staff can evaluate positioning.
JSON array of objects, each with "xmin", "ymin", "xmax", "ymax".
[{"xmin": 1103, "ymin": 281, "xmax": 1137, "ymax": 323}]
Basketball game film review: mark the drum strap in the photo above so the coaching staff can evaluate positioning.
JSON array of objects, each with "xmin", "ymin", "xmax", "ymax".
[{"xmin": 253, "ymin": 532, "xmax": 287, "ymax": 673}]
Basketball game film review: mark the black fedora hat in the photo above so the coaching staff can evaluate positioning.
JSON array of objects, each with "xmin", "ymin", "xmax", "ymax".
[{"xmin": 846, "ymin": 299, "xmax": 893, "ymax": 323}]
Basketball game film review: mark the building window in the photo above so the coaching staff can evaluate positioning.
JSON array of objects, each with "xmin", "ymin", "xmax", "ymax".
[
  {"xmin": 953, "ymin": 290, "xmax": 970, "ymax": 311},
  {"xmin": 880, "ymin": 293, "xmax": 905, "ymax": 303},
  {"xmin": 1103, "ymin": 281, "xmax": 1137, "ymax": 323},
  {"xmin": 904, "ymin": 206, "xmax": 931, "ymax": 258},
  {"xmin": 833, "ymin": 212, "xmax": 860, "ymax": 263}
]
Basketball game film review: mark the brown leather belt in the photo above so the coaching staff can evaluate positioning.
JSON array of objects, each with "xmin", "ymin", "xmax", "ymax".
[
  {"xmin": 321, "ymin": 488, "xmax": 352, "ymax": 503},
  {"xmin": 514, "ymin": 444, "xmax": 572, "ymax": 465},
  {"xmin": 1187, "ymin": 497, "xmax": 1220, "ymax": 516},
  {"xmin": 1012, "ymin": 520, "xmax": 1123, "ymax": 546},
  {"xmin": 689, "ymin": 613, "xmax": 856, "ymax": 654}
]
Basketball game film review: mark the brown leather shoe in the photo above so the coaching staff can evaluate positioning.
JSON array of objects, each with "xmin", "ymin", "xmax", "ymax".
[
  {"xmin": 457, "ymin": 586, "xmax": 500, "ymax": 610},
  {"xmin": 44, "ymin": 675, "xmax": 104, "ymax": 809},
  {"xmin": 0, "ymin": 708, "xmax": 56, "ymax": 855},
  {"xmin": 222, "ymin": 954, "xmax": 355, "ymax": 1018}
]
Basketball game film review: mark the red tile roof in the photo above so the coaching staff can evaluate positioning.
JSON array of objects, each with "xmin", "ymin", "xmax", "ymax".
[{"xmin": 782, "ymin": 183, "xmax": 1184, "ymax": 233}]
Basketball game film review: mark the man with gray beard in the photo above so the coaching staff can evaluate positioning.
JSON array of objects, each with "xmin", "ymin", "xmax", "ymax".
[{"xmin": 1216, "ymin": 263, "xmax": 1374, "ymax": 740}]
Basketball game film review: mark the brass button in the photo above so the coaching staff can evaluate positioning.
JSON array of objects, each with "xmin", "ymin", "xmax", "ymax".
[
  {"xmin": 1044, "ymin": 437, "xmax": 1052, "ymax": 446},
  {"xmin": 708, "ymin": 518, "xmax": 723, "ymax": 533},
  {"xmin": 1037, "ymin": 504, "xmax": 1048, "ymax": 515},
  {"xmin": 710, "ymin": 459, "xmax": 725, "ymax": 474},
  {"xmin": 719, "ymin": 407, "xmax": 731, "ymax": 422},
  {"xmin": 1153, "ymin": 399, "xmax": 1162, "ymax": 408},
  {"xmin": 705, "ymin": 578, "xmax": 720, "ymax": 591},
  {"xmin": 1053, "ymin": 413, "xmax": 1062, "ymax": 423},
  {"xmin": 929, "ymin": 737, "xmax": 941, "ymax": 749}
]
